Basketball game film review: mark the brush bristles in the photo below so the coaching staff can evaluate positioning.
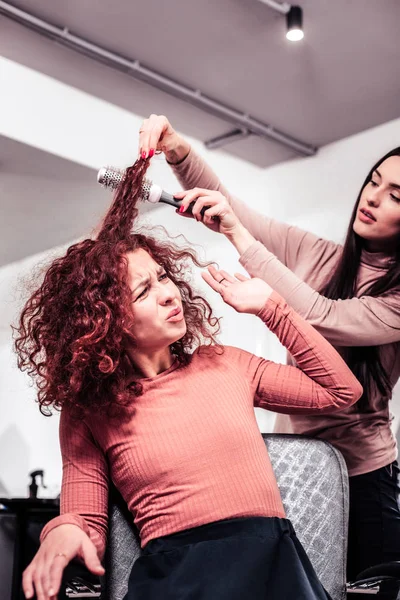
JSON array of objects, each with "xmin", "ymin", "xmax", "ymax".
[{"xmin": 97, "ymin": 166, "xmax": 150, "ymax": 201}]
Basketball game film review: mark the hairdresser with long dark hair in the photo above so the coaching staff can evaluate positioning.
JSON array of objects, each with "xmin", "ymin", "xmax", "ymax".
[{"xmin": 138, "ymin": 114, "xmax": 400, "ymax": 579}]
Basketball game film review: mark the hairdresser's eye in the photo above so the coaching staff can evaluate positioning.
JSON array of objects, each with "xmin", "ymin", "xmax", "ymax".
[{"xmin": 370, "ymin": 179, "xmax": 378, "ymax": 187}]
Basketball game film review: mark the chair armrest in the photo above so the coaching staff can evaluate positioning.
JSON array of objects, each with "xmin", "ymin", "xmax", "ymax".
[
  {"xmin": 60, "ymin": 560, "xmax": 103, "ymax": 599},
  {"xmin": 64, "ymin": 577, "xmax": 102, "ymax": 598},
  {"xmin": 347, "ymin": 563, "xmax": 400, "ymax": 598},
  {"xmin": 356, "ymin": 562, "xmax": 400, "ymax": 580}
]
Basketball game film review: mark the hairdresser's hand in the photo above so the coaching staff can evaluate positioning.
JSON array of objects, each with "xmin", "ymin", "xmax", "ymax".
[
  {"xmin": 174, "ymin": 188, "xmax": 241, "ymax": 235},
  {"xmin": 22, "ymin": 524, "xmax": 104, "ymax": 600},
  {"xmin": 202, "ymin": 265, "xmax": 273, "ymax": 315},
  {"xmin": 138, "ymin": 114, "xmax": 190, "ymax": 163}
]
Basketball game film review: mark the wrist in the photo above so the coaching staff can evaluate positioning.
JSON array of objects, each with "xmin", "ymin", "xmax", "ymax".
[
  {"xmin": 165, "ymin": 136, "xmax": 191, "ymax": 165},
  {"xmin": 225, "ymin": 224, "xmax": 256, "ymax": 255}
]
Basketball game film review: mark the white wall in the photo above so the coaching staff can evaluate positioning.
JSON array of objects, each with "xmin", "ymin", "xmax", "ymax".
[
  {"xmin": 1, "ymin": 56, "xmax": 400, "ymax": 496},
  {"xmin": 0, "ymin": 58, "xmax": 271, "ymax": 496}
]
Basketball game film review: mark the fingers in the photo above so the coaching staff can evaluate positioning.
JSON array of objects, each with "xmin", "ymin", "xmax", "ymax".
[
  {"xmin": 22, "ymin": 565, "xmax": 34, "ymax": 599},
  {"xmin": 138, "ymin": 118, "xmax": 150, "ymax": 159},
  {"xmin": 175, "ymin": 188, "xmax": 215, "ymax": 212},
  {"xmin": 201, "ymin": 266, "xmax": 236, "ymax": 294},
  {"xmin": 48, "ymin": 555, "xmax": 69, "ymax": 598},
  {"xmin": 31, "ymin": 564, "xmax": 48, "ymax": 600},
  {"xmin": 174, "ymin": 189, "xmax": 224, "ymax": 222},
  {"xmin": 24, "ymin": 553, "xmax": 68, "ymax": 600},
  {"xmin": 234, "ymin": 272, "xmax": 249, "ymax": 282},
  {"xmin": 209, "ymin": 266, "xmax": 236, "ymax": 285},
  {"xmin": 201, "ymin": 270, "xmax": 221, "ymax": 293},
  {"xmin": 81, "ymin": 538, "xmax": 105, "ymax": 576},
  {"xmin": 139, "ymin": 114, "xmax": 168, "ymax": 159}
]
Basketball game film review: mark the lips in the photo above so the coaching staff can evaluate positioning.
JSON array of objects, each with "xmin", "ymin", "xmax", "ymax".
[
  {"xmin": 166, "ymin": 306, "xmax": 183, "ymax": 321},
  {"xmin": 360, "ymin": 208, "xmax": 376, "ymax": 222}
]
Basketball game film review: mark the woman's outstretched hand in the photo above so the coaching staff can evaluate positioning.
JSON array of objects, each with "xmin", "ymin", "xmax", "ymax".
[
  {"xmin": 202, "ymin": 265, "xmax": 273, "ymax": 315},
  {"xmin": 22, "ymin": 524, "xmax": 104, "ymax": 600}
]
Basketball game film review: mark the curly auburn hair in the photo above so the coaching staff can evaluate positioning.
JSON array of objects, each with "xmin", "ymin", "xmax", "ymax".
[{"xmin": 14, "ymin": 158, "xmax": 221, "ymax": 417}]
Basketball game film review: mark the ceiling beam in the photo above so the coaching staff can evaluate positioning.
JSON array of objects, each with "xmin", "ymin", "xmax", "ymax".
[{"xmin": 0, "ymin": 1, "xmax": 317, "ymax": 157}]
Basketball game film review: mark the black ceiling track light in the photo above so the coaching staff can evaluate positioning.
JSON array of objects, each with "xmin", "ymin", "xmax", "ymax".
[
  {"xmin": 256, "ymin": 1, "xmax": 304, "ymax": 42},
  {"xmin": 286, "ymin": 5, "xmax": 304, "ymax": 41}
]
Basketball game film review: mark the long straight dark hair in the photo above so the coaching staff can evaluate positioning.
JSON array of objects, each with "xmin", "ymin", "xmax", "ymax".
[{"xmin": 320, "ymin": 147, "xmax": 400, "ymax": 411}]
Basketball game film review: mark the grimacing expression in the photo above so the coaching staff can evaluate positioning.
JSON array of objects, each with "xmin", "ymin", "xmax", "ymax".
[
  {"xmin": 353, "ymin": 156, "xmax": 400, "ymax": 251},
  {"xmin": 126, "ymin": 249, "xmax": 187, "ymax": 352}
]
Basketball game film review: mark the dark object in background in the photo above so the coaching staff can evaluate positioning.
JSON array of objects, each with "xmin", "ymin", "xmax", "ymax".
[
  {"xmin": 28, "ymin": 470, "xmax": 47, "ymax": 499},
  {"xmin": 0, "ymin": 497, "xmax": 103, "ymax": 600},
  {"xmin": 0, "ymin": 497, "xmax": 59, "ymax": 600}
]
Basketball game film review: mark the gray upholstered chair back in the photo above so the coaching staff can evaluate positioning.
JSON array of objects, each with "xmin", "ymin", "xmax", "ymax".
[{"xmin": 105, "ymin": 434, "xmax": 349, "ymax": 600}]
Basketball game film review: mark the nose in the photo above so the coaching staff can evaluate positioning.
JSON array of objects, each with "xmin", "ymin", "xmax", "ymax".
[
  {"xmin": 158, "ymin": 282, "xmax": 175, "ymax": 305},
  {"xmin": 366, "ymin": 185, "xmax": 381, "ymax": 207}
]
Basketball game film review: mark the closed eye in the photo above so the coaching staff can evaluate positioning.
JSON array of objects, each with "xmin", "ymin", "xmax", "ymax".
[{"xmin": 135, "ymin": 286, "xmax": 148, "ymax": 301}]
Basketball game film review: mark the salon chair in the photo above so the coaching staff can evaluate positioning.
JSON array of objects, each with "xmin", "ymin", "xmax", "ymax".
[
  {"xmin": 106, "ymin": 434, "xmax": 349, "ymax": 600},
  {"xmin": 64, "ymin": 434, "xmax": 400, "ymax": 600}
]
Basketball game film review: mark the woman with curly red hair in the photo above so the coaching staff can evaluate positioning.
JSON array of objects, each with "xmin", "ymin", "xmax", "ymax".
[{"xmin": 16, "ymin": 157, "xmax": 361, "ymax": 600}]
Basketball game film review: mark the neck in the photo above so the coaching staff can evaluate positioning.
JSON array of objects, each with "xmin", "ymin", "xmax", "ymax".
[
  {"xmin": 363, "ymin": 239, "xmax": 396, "ymax": 254},
  {"xmin": 127, "ymin": 346, "xmax": 174, "ymax": 379}
]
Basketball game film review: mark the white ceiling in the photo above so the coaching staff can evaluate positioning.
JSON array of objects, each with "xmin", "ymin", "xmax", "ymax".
[
  {"xmin": 0, "ymin": 136, "xmax": 157, "ymax": 267},
  {"xmin": 0, "ymin": 0, "xmax": 399, "ymax": 167},
  {"xmin": 0, "ymin": 0, "xmax": 399, "ymax": 266}
]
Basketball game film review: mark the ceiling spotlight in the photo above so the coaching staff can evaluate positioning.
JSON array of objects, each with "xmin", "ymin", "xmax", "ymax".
[{"xmin": 286, "ymin": 5, "xmax": 304, "ymax": 41}]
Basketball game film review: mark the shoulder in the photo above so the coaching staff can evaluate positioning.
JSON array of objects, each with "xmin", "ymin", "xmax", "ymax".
[{"xmin": 191, "ymin": 344, "xmax": 251, "ymax": 365}]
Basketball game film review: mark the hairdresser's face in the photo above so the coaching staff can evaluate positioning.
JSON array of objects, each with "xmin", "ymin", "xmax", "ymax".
[
  {"xmin": 353, "ymin": 156, "xmax": 400, "ymax": 251},
  {"xmin": 127, "ymin": 249, "xmax": 186, "ymax": 352}
]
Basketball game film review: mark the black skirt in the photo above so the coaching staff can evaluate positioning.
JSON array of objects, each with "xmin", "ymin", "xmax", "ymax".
[{"xmin": 123, "ymin": 516, "xmax": 332, "ymax": 600}]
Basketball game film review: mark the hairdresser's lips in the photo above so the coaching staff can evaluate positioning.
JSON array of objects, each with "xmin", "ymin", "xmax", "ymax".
[
  {"xmin": 166, "ymin": 306, "xmax": 184, "ymax": 322},
  {"xmin": 359, "ymin": 208, "xmax": 377, "ymax": 224}
]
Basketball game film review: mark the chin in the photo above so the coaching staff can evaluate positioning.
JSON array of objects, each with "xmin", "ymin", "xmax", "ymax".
[
  {"xmin": 353, "ymin": 220, "xmax": 371, "ymax": 241},
  {"xmin": 170, "ymin": 323, "xmax": 187, "ymax": 344}
]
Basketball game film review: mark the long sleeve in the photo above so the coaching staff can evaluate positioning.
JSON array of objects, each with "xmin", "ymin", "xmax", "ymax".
[
  {"xmin": 234, "ymin": 291, "xmax": 362, "ymax": 413},
  {"xmin": 170, "ymin": 147, "xmax": 338, "ymax": 270},
  {"xmin": 240, "ymin": 241, "xmax": 400, "ymax": 347},
  {"xmin": 40, "ymin": 410, "xmax": 109, "ymax": 560}
]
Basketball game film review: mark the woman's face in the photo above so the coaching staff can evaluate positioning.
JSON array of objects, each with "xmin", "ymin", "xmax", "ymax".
[
  {"xmin": 353, "ymin": 156, "xmax": 400, "ymax": 251},
  {"xmin": 127, "ymin": 248, "xmax": 187, "ymax": 352}
]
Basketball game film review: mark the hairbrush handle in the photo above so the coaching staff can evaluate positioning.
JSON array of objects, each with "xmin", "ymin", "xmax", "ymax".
[{"xmin": 97, "ymin": 166, "xmax": 208, "ymax": 216}]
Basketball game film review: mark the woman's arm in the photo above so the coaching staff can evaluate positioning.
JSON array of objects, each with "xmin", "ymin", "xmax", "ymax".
[
  {"xmin": 202, "ymin": 268, "xmax": 362, "ymax": 413},
  {"xmin": 23, "ymin": 411, "xmax": 108, "ymax": 599},
  {"xmin": 239, "ymin": 241, "xmax": 400, "ymax": 346},
  {"xmin": 138, "ymin": 114, "xmax": 336, "ymax": 270},
  {"xmin": 40, "ymin": 410, "xmax": 109, "ymax": 560},
  {"xmin": 252, "ymin": 292, "xmax": 362, "ymax": 413}
]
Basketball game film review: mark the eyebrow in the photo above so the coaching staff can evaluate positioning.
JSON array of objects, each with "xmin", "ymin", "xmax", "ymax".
[
  {"xmin": 374, "ymin": 169, "xmax": 400, "ymax": 191},
  {"xmin": 132, "ymin": 266, "xmax": 165, "ymax": 294}
]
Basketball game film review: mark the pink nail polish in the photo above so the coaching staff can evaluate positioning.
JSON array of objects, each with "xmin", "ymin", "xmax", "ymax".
[
  {"xmin": 149, "ymin": 148, "xmax": 155, "ymax": 158},
  {"xmin": 141, "ymin": 151, "xmax": 146, "ymax": 160},
  {"xmin": 179, "ymin": 206, "xmax": 185, "ymax": 213}
]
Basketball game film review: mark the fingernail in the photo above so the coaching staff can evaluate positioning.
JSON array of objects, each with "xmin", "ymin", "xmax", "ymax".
[
  {"xmin": 149, "ymin": 148, "xmax": 155, "ymax": 158},
  {"xmin": 48, "ymin": 589, "xmax": 54, "ymax": 596},
  {"xmin": 141, "ymin": 151, "xmax": 146, "ymax": 160},
  {"xmin": 179, "ymin": 206, "xmax": 185, "ymax": 213}
]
